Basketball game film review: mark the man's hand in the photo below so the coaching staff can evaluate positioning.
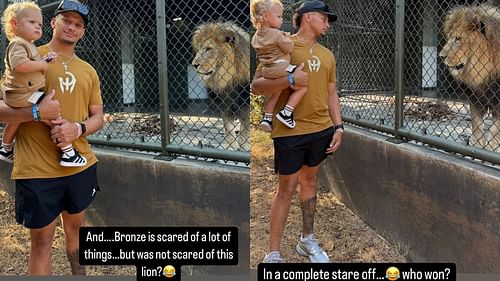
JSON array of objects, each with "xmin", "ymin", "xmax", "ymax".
[
  {"xmin": 292, "ymin": 63, "xmax": 308, "ymax": 89},
  {"xmin": 50, "ymin": 118, "xmax": 78, "ymax": 148},
  {"xmin": 326, "ymin": 131, "xmax": 343, "ymax": 154},
  {"xmin": 43, "ymin": 52, "xmax": 57, "ymax": 63},
  {"xmin": 38, "ymin": 90, "xmax": 60, "ymax": 120},
  {"xmin": 252, "ymin": 63, "xmax": 308, "ymax": 95}
]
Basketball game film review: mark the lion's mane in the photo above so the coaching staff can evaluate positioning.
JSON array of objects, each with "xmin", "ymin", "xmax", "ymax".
[
  {"xmin": 441, "ymin": 4, "xmax": 500, "ymax": 92},
  {"xmin": 192, "ymin": 22, "xmax": 250, "ymax": 93}
]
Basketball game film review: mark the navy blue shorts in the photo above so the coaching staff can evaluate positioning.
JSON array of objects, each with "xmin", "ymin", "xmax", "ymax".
[
  {"xmin": 15, "ymin": 164, "xmax": 99, "ymax": 229},
  {"xmin": 273, "ymin": 127, "xmax": 334, "ymax": 175}
]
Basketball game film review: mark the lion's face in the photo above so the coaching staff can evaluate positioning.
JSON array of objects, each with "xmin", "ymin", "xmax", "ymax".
[
  {"xmin": 192, "ymin": 38, "xmax": 217, "ymax": 81},
  {"xmin": 192, "ymin": 22, "xmax": 249, "ymax": 92},
  {"xmin": 192, "ymin": 37, "xmax": 236, "ymax": 89},
  {"xmin": 440, "ymin": 28, "xmax": 491, "ymax": 85},
  {"xmin": 440, "ymin": 30, "xmax": 466, "ymax": 77}
]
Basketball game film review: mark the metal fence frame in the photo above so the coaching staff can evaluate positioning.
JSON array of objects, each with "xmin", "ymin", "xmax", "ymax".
[
  {"xmin": 394, "ymin": 0, "xmax": 496, "ymax": 165},
  {"xmin": 259, "ymin": 0, "xmax": 499, "ymax": 166},
  {"xmin": 321, "ymin": 0, "xmax": 499, "ymax": 165},
  {"xmin": 1, "ymin": 1, "xmax": 499, "ymax": 165},
  {"xmin": 0, "ymin": 0, "xmax": 250, "ymax": 164}
]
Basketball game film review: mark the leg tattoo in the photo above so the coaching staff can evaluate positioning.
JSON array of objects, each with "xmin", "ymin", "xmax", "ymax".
[
  {"xmin": 67, "ymin": 249, "xmax": 86, "ymax": 275},
  {"xmin": 300, "ymin": 195, "xmax": 317, "ymax": 236}
]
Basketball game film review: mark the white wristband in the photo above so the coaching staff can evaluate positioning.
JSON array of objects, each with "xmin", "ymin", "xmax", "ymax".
[{"xmin": 75, "ymin": 123, "xmax": 82, "ymax": 138}]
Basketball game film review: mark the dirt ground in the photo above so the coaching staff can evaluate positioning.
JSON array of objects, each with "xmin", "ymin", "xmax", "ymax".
[
  {"xmin": 250, "ymin": 128, "xmax": 408, "ymax": 266},
  {"xmin": 0, "ymin": 189, "xmax": 135, "ymax": 276},
  {"xmin": 0, "ymin": 127, "xmax": 407, "ymax": 275}
]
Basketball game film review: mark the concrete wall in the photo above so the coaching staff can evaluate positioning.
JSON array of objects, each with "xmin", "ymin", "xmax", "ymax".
[
  {"xmin": 319, "ymin": 126, "xmax": 500, "ymax": 273},
  {"xmin": 0, "ymin": 149, "xmax": 249, "ymax": 275}
]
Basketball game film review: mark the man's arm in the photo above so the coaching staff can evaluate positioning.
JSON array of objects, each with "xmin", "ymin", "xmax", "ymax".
[
  {"xmin": 81, "ymin": 104, "xmax": 104, "ymax": 137},
  {"xmin": 49, "ymin": 104, "xmax": 104, "ymax": 147},
  {"xmin": 328, "ymin": 82, "xmax": 342, "ymax": 126},
  {"xmin": 251, "ymin": 63, "xmax": 308, "ymax": 96},
  {"xmin": 0, "ymin": 90, "xmax": 60, "ymax": 122},
  {"xmin": 326, "ymin": 82, "xmax": 343, "ymax": 154},
  {"xmin": 0, "ymin": 101, "xmax": 35, "ymax": 122}
]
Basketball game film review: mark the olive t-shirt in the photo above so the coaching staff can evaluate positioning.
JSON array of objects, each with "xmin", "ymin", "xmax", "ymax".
[
  {"xmin": 11, "ymin": 45, "xmax": 102, "ymax": 179},
  {"xmin": 270, "ymin": 35, "xmax": 336, "ymax": 138}
]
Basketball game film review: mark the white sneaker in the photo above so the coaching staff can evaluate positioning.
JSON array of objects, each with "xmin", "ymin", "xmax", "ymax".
[
  {"xmin": 0, "ymin": 146, "xmax": 14, "ymax": 163},
  {"xmin": 259, "ymin": 119, "xmax": 273, "ymax": 133},
  {"xmin": 296, "ymin": 234, "xmax": 329, "ymax": 263},
  {"xmin": 276, "ymin": 111, "xmax": 296, "ymax": 128},
  {"xmin": 262, "ymin": 251, "xmax": 283, "ymax": 263},
  {"xmin": 60, "ymin": 149, "xmax": 87, "ymax": 167}
]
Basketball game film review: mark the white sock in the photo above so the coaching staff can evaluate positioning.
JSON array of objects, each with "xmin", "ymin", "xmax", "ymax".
[
  {"xmin": 281, "ymin": 105, "xmax": 294, "ymax": 117},
  {"xmin": 2, "ymin": 142, "xmax": 13, "ymax": 151},
  {"xmin": 62, "ymin": 146, "xmax": 76, "ymax": 157},
  {"xmin": 302, "ymin": 233, "xmax": 313, "ymax": 240}
]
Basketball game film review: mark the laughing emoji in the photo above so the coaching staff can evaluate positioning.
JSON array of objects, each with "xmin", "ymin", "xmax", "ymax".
[
  {"xmin": 386, "ymin": 266, "xmax": 400, "ymax": 281},
  {"xmin": 163, "ymin": 265, "xmax": 176, "ymax": 278}
]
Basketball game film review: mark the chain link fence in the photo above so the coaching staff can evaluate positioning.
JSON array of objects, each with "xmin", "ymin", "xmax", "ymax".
[
  {"xmin": 0, "ymin": 0, "xmax": 250, "ymax": 163},
  {"xmin": 2, "ymin": 0, "xmax": 499, "ymax": 165},
  {"xmin": 267, "ymin": 0, "xmax": 499, "ymax": 165}
]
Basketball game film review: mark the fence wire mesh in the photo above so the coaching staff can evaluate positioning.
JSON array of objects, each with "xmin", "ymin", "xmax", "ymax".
[
  {"xmin": 272, "ymin": 0, "xmax": 499, "ymax": 164},
  {"xmin": 402, "ymin": 0, "xmax": 499, "ymax": 154},
  {"xmin": 1, "ymin": 0, "xmax": 499, "ymax": 164},
  {"xmin": 0, "ymin": 0, "xmax": 250, "ymax": 163},
  {"xmin": 329, "ymin": 0, "xmax": 396, "ymax": 129},
  {"xmin": 166, "ymin": 0, "xmax": 250, "ymax": 152}
]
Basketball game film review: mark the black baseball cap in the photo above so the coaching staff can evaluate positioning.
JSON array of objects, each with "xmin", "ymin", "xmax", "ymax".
[
  {"xmin": 54, "ymin": 0, "xmax": 89, "ymax": 26},
  {"xmin": 295, "ymin": 0, "xmax": 337, "ymax": 22}
]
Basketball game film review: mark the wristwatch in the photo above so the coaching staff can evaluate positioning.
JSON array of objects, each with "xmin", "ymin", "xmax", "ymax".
[
  {"xmin": 287, "ymin": 73, "xmax": 295, "ymax": 87},
  {"xmin": 334, "ymin": 124, "xmax": 344, "ymax": 133},
  {"xmin": 80, "ymin": 122, "xmax": 87, "ymax": 135}
]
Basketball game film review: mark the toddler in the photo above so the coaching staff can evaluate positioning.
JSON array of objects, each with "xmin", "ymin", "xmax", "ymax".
[
  {"xmin": 0, "ymin": 1, "xmax": 87, "ymax": 167},
  {"xmin": 251, "ymin": 0, "xmax": 308, "ymax": 131}
]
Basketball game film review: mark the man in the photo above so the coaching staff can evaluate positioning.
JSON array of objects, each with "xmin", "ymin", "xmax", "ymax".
[
  {"xmin": 11, "ymin": 0, "xmax": 103, "ymax": 275},
  {"xmin": 252, "ymin": 0, "xmax": 343, "ymax": 263}
]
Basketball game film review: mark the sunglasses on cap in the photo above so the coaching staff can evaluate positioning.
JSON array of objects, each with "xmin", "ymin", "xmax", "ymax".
[{"xmin": 55, "ymin": 0, "xmax": 89, "ymax": 25}]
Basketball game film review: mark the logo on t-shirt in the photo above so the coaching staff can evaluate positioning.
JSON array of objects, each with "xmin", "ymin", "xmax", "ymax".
[
  {"xmin": 307, "ymin": 55, "xmax": 321, "ymax": 72},
  {"xmin": 58, "ymin": 71, "xmax": 76, "ymax": 94}
]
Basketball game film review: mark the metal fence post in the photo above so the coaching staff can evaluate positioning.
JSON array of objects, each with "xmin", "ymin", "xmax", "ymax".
[
  {"xmin": 394, "ymin": 0, "xmax": 405, "ymax": 139},
  {"xmin": 156, "ymin": 0, "xmax": 169, "ymax": 156}
]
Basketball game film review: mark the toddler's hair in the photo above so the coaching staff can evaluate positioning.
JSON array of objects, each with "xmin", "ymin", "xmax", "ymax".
[
  {"xmin": 250, "ymin": 0, "xmax": 283, "ymax": 29},
  {"xmin": 2, "ymin": 1, "xmax": 41, "ymax": 41}
]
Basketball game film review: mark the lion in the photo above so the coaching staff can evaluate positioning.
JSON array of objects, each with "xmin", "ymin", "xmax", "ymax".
[
  {"xmin": 439, "ymin": 4, "xmax": 500, "ymax": 151},
  {"xmin": 191, "ymin": 22, "xmax": 250, "ymax": 151}
]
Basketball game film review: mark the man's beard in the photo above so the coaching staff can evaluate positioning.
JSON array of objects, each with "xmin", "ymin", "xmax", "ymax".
[
  {"xmin": 314, "ymin": 33, "xmax": 325, "ymax": 40},
  {"xmin": 60, "ymin": 37, "xmax": 78, "ymax": 45}
]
